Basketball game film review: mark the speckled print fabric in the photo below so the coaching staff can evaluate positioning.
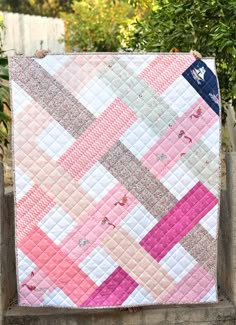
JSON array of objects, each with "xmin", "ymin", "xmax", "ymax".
[{"xmin": 9, "ymin": 53, "xmax": 221, "ymax": 308}]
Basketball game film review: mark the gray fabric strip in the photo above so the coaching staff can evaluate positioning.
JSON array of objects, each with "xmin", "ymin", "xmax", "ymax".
[
  {"xmin": 98, "ymin": 57, "xmax": 178, "ymax": 138},
  {"xmin": 9, "ymin": 57, "xmax": 96, "ymax": 138},
  {"xmin": 182, "ymin": 139, "xmax": 218, "ymax": 195},
  {"xmin": 100, "ymin": 141, "xmax": 177, "ymax": 218},
  {"xmin": 180, "ymin": 224, "xmax": 216, "ymax": 277}
]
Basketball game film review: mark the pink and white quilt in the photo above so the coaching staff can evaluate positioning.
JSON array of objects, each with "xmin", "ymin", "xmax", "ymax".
[{"xmin": 9, "ymin": 53, "xmax": 221, "ymax": 308}]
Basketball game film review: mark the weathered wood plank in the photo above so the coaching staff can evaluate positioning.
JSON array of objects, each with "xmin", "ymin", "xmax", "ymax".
[
  {"xmin": 4, "ymin": 297, "xmax": 236, "ymax": 325},
  {"xmin": 226, "ymin": 153, "xmax": 236, "ymax": 306},
  {"xmin": 0, "ymin": 163, "xmax": 16, "ymax": 325}
]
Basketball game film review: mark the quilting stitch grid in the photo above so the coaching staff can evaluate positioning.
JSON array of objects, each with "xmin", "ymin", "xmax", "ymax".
[{"xmin": 9, "ymin": 53, "xmax": 221, "ymax": 308}]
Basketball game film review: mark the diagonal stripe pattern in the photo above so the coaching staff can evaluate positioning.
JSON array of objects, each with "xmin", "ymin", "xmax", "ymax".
[{"xmin": 9, "ymin": 53, "xmax": 220, "ymax": 308}]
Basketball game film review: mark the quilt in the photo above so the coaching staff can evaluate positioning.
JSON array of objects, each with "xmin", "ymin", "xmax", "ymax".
[{"xmin": 9, "ymin": 53, "xmax": 221, "ymax": 308}]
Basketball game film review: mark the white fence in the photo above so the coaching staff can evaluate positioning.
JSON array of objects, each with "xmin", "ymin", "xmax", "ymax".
[{"xmin": 0, "ymin": 11, "xmax": 65, "ymax": 56}]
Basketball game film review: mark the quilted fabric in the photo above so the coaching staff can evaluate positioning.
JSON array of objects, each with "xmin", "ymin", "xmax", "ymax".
[{"xmin": 9, "ymin": 53, "xmax": 221, "ymax": 308}]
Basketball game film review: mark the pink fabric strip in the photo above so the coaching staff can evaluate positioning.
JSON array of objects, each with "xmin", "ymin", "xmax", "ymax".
[
  {"xmin": 82, "ymin": 267, "xmax": 138, "ymax": 307},
  {"xmin": 140, "ymin": 181, "xmax": 218, "ymax": 261},
  {"xmin": 160, "ymin": 264, "xmax": 215, "ymax": 303},
  {"xmin": 19, "ymin": 226, "xmax": 97, "ymax": 306},
  {"xmin": 139, "ymin": 54, "xmax": 195, "ymax": 94},
  {"xmin": 141, "ymin": 97, "xmax": 218, "ymax": 179},
  {"xmin": 17, "ymin": 185, "xmax": 55, "ymax": 244},
  {"xmin": 58, "ymin": 97, "xmax": 138, "ymax": 181}
]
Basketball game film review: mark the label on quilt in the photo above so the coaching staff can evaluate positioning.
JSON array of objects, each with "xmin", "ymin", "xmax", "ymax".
[{"xmin": 9, "ymin": 53, "xmax": 220, "ymax": 308}]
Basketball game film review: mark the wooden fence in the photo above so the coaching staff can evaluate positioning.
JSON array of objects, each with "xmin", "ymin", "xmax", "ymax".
[{"xmin": 0, "ymin": 11, "xmax": 64, "ymax": 56}]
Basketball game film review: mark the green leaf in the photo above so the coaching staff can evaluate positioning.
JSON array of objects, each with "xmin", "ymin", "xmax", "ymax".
[
  {"xmin": 232, "ymin": 84, "xmax": 236, "ymax": 97},
  {"xmin": 2, "ymin": 120, "xmax": 8, "ymax": 133},
  {"xmin": 219, "ymin": 40, "xmax": 234, "ymax": 51},
  {"xmin": 0, "ymin": 75, "xmax": 9, "ymax": 81},
  {"xmin": 0, "ymin": 58, "xmax": 8, "ymax": 67},
  {"xmin": 0, "ymin": 86, "xmax": 9, "ymax": 99},
  {"xmin": 0, "ymin": 67, "xmax": 9, "ymax": 76},
  {"xmin": 175, "ymin": 7, "xmax": 184, "ymax": 15},
  {"xmin": 0, "ymin": 111, "xmax": 11, "ymax": 122},
  {"xmin": 0, "ymin": 84, "xmax": 9, "ymax": 92},
  {"xmin": 0, "ymin": 128, "xmax": 7, "ymax": 139}
]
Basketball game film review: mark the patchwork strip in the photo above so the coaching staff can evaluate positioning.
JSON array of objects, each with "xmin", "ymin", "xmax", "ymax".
[
  {"xmin": 140, "ymin": 182, "xmax": 218, "ymax": 261},
  {"xmin": 58, "ymin": 98, "xmax": 138, "ymax": 180},
  {"xmin": 16, "ymin": 185, "xmax": 55, "ymax": 244},
  {"xmin": 180, "ymin": 224, "xmax": 217, "ymax": 277},
  {"xmin": 100, "ymin": 141, "xmax": 177, "ymax": 218},
  {"xmin": 82, "ymin": 267, "xmax": 138, "ymax": 307},
  {"xmin": 139, "ymin": 54, "xmax": 196, "ymax": 94}
]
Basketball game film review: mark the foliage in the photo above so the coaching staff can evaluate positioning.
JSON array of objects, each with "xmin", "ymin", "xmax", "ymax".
[
  {"xmin": 0, "ymin": 0, "xmax": 73, "ymax": 17},
  {"xmin": 0, "ymin": 15, "xmax": 10, "ymax": 158},
  {"xmin": 62, "ymin": 0, "xmax": 154, "ymax": 52},
  {"xmin": 63, "ymin": 0, "xmax": 132, "ymax": 52},
  {"xmin": 124, "ymin": 0, "xmax": 236, "ymax": 123}
]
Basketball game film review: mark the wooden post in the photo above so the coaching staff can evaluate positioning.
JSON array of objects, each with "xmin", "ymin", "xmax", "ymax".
[
  {"xmin": 0, "ymin": 162, "xmax": 16, "ymax": 325},
  {"xmin": 0, "ymin": 162, "xmax": 4, "ymax": 325},
  {"xmin": 226, "ymin": 152, "xmax": 236, "ymax": 305}
]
